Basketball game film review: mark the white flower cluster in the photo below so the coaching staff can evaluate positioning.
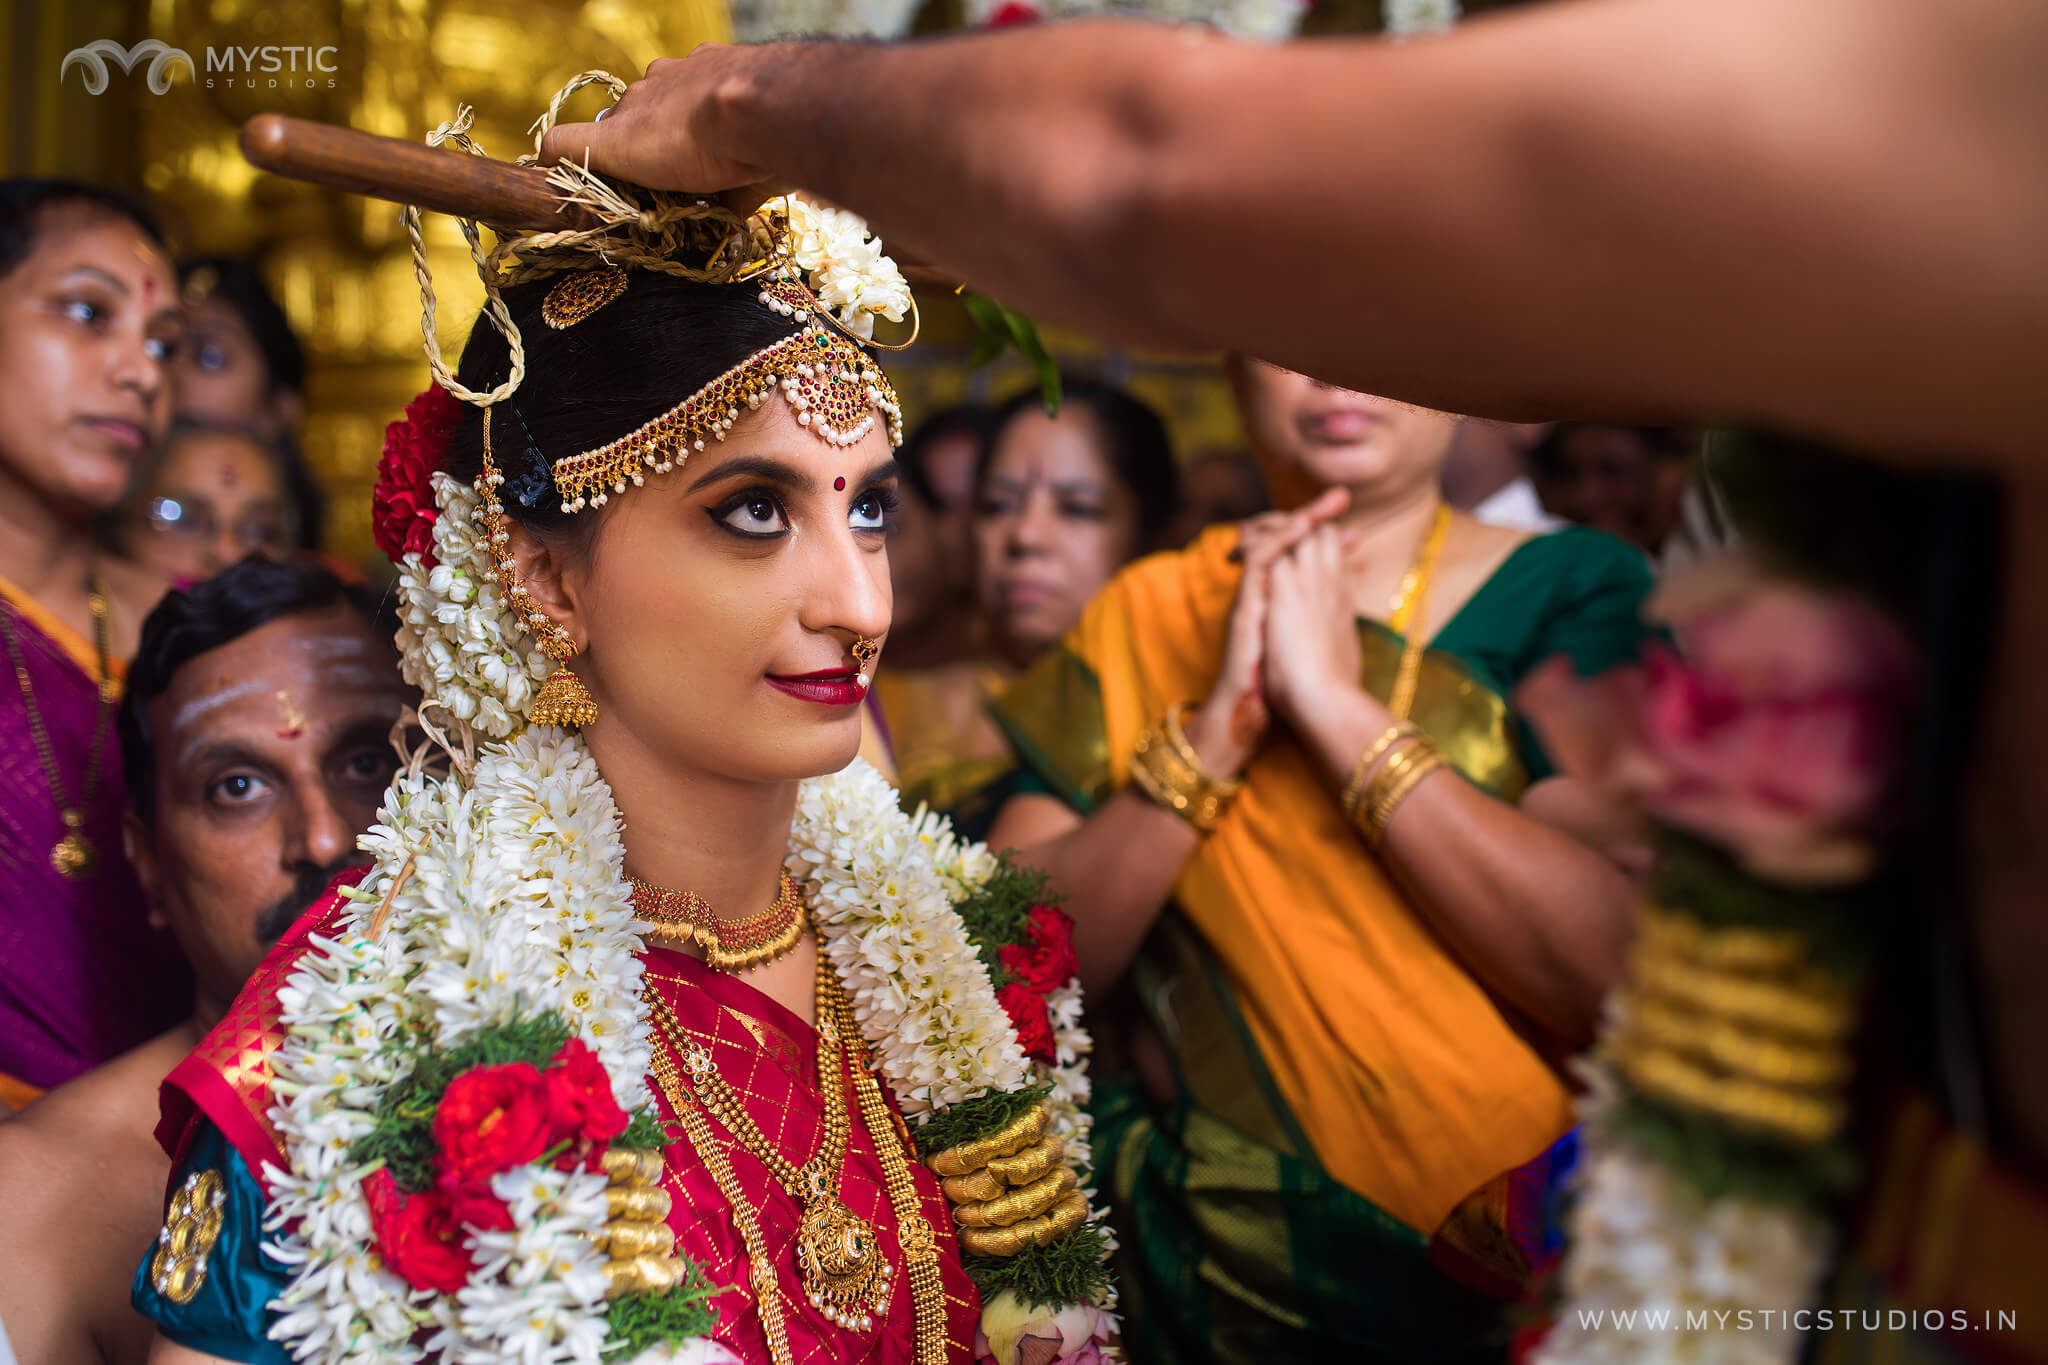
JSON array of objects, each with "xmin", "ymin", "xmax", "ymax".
[
  {"xmin": 956, "ymin": 0, "xmax": 1308, "ymax": 43},
  {"xmin": 757, "ymin": 195, "xmax": 914, "ymax": 341},
  {"xmin": 1382, "ymin": 0, "xmax": 1459, "ymax": 37},
  {"xmin": 1532, "ymin": 1140, "xmax": 1833, "ymax": 1365},
  {"xmin": 393, "ymin": 473, "xmax": 551, "ymax": 744},
  {"xmin": 728, "ymin": 0, "xmax": 924, "ymax": 41},
  {"xmin": 262, "ymin": 729, "xmax": 677, "ymax": 1365},
  {"xmin": 790, "ymin": 762, "xmax": 1034, "ymax": 1115}
]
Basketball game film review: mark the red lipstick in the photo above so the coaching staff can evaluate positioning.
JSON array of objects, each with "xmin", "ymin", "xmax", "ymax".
[{"xmin": 766, "ymin": 669, "xmax": 865, "ymax": 707}]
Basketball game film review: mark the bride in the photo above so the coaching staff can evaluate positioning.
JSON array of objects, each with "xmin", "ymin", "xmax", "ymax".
[{"xmin": 131, "ymin": 89, "xmax": 1114, "ymax": 1365}]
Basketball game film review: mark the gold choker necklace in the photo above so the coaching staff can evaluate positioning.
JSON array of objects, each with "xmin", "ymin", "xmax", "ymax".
[{"xmin": 629, "ymin": 870, "xmax": 807, "ymax": 973}]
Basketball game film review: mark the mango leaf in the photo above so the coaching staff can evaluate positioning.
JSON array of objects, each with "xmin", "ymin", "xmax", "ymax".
[{"xmin": 958, "ymin": 290, "xmax": 1062, "ymax": 415}]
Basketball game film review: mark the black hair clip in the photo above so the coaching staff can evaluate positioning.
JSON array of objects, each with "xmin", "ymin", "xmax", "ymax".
[{"xmin": 505, "ymin": 403, "xmax": 557, "ymax": 513}]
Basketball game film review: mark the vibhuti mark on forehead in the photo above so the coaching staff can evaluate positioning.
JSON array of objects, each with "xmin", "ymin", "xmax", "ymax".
[{"xmin": 169, "ymin": 677, "xmax": 267, "ymax": 731}]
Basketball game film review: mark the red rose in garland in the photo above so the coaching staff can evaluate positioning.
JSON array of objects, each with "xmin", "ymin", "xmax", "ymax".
[
  {"xmin": 373, "ymin": 383, "xmax": 464, "ymax": 567},
  {"xmin": 364, "ymin": 1169, "xmax": 478, "ymax": 1293},
  {"xmin": 998, "ymin": 905, "xmax": 1079, "ymax": 994},
  {"xmin": 543, "ymin": 1038, "xmax": 630, "ymax": 1170},
  {"xmin": 997, "ymin": 981, "xmax": 1058, "ymax": 1064},
  {"xmin": 440, "ymin": 1179, "xmax": 515, "ymax": 1234},
  {"xmin": 432, "ymin": 1060, "xmax": 551, "ymax": 1185}
]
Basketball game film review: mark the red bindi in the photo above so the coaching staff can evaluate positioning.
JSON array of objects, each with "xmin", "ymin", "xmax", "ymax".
[{"xmin": 834, "ymin": 476, "xmax": 846, "ymax": 491}]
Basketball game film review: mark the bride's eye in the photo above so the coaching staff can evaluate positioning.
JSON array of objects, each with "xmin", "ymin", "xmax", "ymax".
[
  {"xmin": 849, "ymin": 487, "xmax": 896, "ymax": 532},
  {"xmin": 713, "ymin": 491, "xmax": 790, "ymax": 538},
  {"xmin": 847, "ymin": 485, "xmax": 897, "ymax": 532}
]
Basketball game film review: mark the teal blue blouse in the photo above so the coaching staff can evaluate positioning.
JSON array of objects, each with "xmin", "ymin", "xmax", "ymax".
[{"xmin": 132, "ymin": 1121, "xmax": 292, "ymax": 1364}]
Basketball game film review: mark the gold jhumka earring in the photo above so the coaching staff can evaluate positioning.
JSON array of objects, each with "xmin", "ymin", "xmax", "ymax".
[{"xmin": 477, "ymin": 407, "xmax": 601, "ymax": 728}]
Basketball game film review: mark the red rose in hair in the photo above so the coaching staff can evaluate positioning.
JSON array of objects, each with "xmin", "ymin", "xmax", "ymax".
[
  {"xmin": 543, "ymin": 1038, "xmax": 630, "ymax": 1170},
  {"xmin": 364, "ymin": 1168, "xmax": 477, "ymax": 1293},
  {"xmin": 432, "ymin": 1061, "xmax": 550, "ymax": 1185},
  {"xmin": 997, "ymin": 981, "xmax": 1057, "ymax": 1064},
  {"xmin": 986, "ymin": 1, "xmax": 1042, "ymax": 23},
  {"xmin": 372, "ymin": 383, "xmax": 464, "ymax": 568},
  {"xmin": 998, "ymin": 906, "xmax": 1078, "ymax": 995}
]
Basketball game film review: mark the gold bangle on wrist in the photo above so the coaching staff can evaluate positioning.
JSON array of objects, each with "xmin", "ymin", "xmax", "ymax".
[
  {"xmin": 1361, "ymin": 747, "xmax": 1447, "ymax": 847},
  {"xmin": 1130, "ymin": 702, "xmax": 1242, "ymax": 833},
  {"xmin": 1340, "ymin": 721, "xmax": 1421, "ymax": 821}
]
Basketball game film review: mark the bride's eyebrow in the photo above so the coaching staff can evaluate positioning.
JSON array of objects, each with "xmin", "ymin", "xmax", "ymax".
[
  {"xmin": 685, "ymin": 455, "xmax": 812, "ymax": 494},
  {"xmin": 851, "ymin": 458, "xmax": 900, "ymax": 488}
]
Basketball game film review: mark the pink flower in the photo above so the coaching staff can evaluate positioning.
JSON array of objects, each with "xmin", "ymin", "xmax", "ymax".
[
  {"xmin": 1519, "ymin": 555, "xmax": 1918, "ymax": 884},
  {"xmin": 975, "ymin": 1291, "xmax": 1113, "ymax": 1365}
]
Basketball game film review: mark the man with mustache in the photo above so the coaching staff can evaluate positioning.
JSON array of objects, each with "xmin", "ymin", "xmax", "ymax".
[{"xmin": 0, "ymin": 557, "xmax": 411, "ymax": 1365}]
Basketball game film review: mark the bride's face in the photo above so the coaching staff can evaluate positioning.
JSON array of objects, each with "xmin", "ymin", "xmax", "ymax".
[{"xmin": 529, "ymin": 400, "xmax": 896, "ymax": 784}]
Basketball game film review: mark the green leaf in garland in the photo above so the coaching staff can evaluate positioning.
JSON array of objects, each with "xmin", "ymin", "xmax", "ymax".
[
  {"xmin": 614, "ymin": 1107, "xmax": 675, "ymax": 1151},
  {"xmin": 601, "ymin": 1274, "xmax": 726, "ymax": 1355},
  {"xmin": 951, "ymin": 858, "xmax": 1063, "ymax": 988},
  {"xmin": 960, "ymin": 1220, "xmax": 1112, "ymax": 1311},
  {"xmin": 348, "ymin": 1011, "xmax": 579, "ymax": 1191},
  {"xmin": 912, "ymin": 1081, "xmax": 1054, "ymax": 1160}
]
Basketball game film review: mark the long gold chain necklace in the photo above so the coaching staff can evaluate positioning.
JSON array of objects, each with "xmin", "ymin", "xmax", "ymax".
[
  {"xmin": 0, "ymin": 578, "xmax": 115, "ymax": 880},
  {"xmin": 642, "ymin": 953, "xmax": 946, "ymax": 1364},
  {"xmin": 630, "ymin": 870, "xmax": 807, "ymax": 972},
  {"xmin": 1382, "ymin": 503, "xmax": 1452, "ymax": 722}
]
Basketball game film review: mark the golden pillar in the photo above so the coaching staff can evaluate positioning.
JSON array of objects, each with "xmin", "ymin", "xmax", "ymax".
[{"xmin": 17, "ymin": 0, "xmax": 727, "ymax": 562}]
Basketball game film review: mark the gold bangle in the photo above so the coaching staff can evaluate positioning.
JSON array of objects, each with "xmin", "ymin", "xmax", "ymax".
[
  {"xmin": 1340, "ymin": 722, "xmax": 1420, "ymax": 820},
  {"xmin": 1356, "ymin": 735, "xmax": 1428, "ymax": 813},
  {"xmin": 1129, "ymin": 705, "xmax": 1240, "ymax": 832},
  {"xmin": 1362, "ymin": 748, "xmax": 1446, "ymax": 846},
  {"xmin": 1161, "ymin": 703, "xmax": 1243, "ymax": 795}
]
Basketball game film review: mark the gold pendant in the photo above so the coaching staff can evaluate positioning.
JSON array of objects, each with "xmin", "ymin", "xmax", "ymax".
[
  {"xmin": 51, "ymin": 829, "xmax": 95, "ymax": 880},
  {"xmin": 794, "ymin": 1171, "xmax": 890, "ymax": 1333}
]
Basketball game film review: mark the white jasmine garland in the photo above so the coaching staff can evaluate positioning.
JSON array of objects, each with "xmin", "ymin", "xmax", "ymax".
[
  {"xmin": 264, "ymin": 741, "xmax": 1111, "ymax": 1362},
  {"xmin": 1531, "ymin": 1069, "xmax": 1832, "ymax": 1365},
  {"xmin": 393, "ymin": 473, "xmax": 551, "ymax": 746}
]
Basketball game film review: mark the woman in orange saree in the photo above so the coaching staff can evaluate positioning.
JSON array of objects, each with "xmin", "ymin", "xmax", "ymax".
[{"xmin": 989, "ymin": 361, "xmax": 1654, "ymax": 1364}]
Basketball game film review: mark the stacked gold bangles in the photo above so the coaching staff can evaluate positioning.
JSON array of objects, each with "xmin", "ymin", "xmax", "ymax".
[
  {"xmin": 1129, "ymin": 702, "xmax": 1243, "ymax": 833},
  {"xmin": 1340, "ymin": 721, "xmax": 1450, "ymax": 848}
]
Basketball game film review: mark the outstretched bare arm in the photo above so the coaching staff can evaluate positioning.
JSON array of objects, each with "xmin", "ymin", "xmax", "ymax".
[{"xmin": 543, "ymin": 0, "xmax": 2048, "ymax": 463}]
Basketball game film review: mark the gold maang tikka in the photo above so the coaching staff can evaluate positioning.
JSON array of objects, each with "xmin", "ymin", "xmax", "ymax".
[{"xmin": 547, "ymin": 272, "xmax": 903, "ymax": 514}]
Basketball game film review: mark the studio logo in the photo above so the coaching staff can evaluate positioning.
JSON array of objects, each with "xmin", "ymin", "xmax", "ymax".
[
  {"xmin": 60, "ymin": 39, "xmax": 195, "ymax": 96},
  {"xmin": 61, "ymin": 41, "xmax": 342, "ymax": 94}
]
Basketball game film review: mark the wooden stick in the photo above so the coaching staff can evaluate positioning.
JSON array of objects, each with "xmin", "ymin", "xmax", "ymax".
[
  {"xmin": 238, "ymin": 114, "xmax": 935, "ymax": 278},
  {"xmin": 240, "ymin": 114, "xmax": 608, "ymax": 230}
]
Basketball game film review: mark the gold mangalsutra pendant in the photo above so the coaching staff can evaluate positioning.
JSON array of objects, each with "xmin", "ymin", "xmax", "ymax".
[
  {"xmin": 794, "ymin": 1169, "xmax": 891, "ymax": 1334},
  {"xmin": 51, "ymin": 811, "xmax": 94, "ymax": 880}
]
